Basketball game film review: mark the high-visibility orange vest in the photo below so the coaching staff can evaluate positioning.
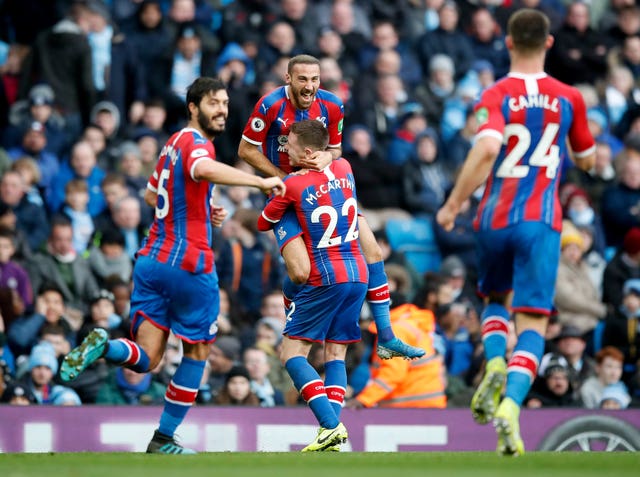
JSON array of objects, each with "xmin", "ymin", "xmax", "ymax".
[{"xmin": 356, "ymin": 304, "xmax": 447, "ymax": 408}]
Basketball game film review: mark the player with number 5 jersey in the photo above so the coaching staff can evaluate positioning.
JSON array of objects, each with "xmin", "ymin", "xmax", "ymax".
[
  {"xmin": 60, "ymin": 77, "xmax": 285, "ymax": 455},
  {"xmin": 437, "ymin": 9, "xmax": 595, "ymax": 457}
]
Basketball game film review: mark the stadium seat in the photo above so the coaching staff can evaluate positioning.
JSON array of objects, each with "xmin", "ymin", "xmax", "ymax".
[{"xmin": 385, "ymin": 217, "xmax": 442, "ymax": 274}]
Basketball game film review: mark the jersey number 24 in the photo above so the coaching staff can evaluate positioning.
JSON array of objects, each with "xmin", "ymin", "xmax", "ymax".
[{"xmin": 496, "ymin": 123, "xmax": 560, "ymax": 179}]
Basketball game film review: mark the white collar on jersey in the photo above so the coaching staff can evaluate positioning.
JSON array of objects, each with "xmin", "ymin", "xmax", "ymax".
[{"xmin": 507, "ymin": 72, "xmax": 548, "ymax": 80}]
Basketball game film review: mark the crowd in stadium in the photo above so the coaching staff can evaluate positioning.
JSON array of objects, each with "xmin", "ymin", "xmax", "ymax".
[{"xmin": 0, "ymin": 0, "xmax": 638, "ymax": 411}]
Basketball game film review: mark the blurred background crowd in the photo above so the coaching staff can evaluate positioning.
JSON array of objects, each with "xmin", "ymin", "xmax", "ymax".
[{"xmin": 0, "ymin": 0, "xmax": 639, "ymax": 411}]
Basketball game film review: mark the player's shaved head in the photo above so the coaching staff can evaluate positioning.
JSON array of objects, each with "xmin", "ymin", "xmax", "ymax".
[
  {"xmin": 508, "ymin": 8, "xmax": 550, "ymax": 54},
  {"xmin": 287, "ymin": 54, "xmax": 320, "ymax": 75},
  {"xmin": 290, "ymin": 119, "xmax": 329, "ymax": 151}
]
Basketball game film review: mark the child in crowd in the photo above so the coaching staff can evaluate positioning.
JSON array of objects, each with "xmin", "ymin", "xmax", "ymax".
[{"xmin": 62, "ymin": 179, "xmax": 94, "ymax": 255}]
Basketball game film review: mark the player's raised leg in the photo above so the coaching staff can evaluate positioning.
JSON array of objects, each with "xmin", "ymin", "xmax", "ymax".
[{"xmin": 359, "ymin": 217, "xmax": 425, "ymax": 360}]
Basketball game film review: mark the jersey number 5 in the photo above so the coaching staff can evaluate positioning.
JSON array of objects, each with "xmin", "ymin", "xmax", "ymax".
[
  {"xmin": 156, "ymin": 169, "xmax": 171, "ymax": 219},
  {"xmin": 311, "ymin": 197, "xmax": 359, "ymax": 248},
  {"xmin": 496, "ymin": 123, "xmax": 560, "ymax": 179}
]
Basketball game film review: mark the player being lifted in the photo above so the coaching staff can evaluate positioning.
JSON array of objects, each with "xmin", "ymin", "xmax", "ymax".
[
  {"xmin": 239, "ymin": 54, "xmax": 423, "ymax": 360},
  {"xmin": 60, "ymin": 77, "xmax": 285, "ymax": 454},
  {"xmin": 258, "ymin": 119, "xmax": 367, "ymax": 451},
  {"xmin": 437, "ymin": 9, "xmax": 595, "ymax": 456}
]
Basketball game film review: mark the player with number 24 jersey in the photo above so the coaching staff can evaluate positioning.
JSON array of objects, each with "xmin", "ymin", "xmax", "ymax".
[{"xmin": 474, "ymin": 73, "xmax": 595, "ymax": 232}]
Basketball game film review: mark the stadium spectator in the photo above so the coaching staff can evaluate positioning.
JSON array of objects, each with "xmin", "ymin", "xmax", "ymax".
[
  {"xmin": 414, "ymin": 54, "xmax": 456, "ymax": 128},
  {"xmin": 203, "ymin": 335, "xmax": 242, "ymax": 401},
  {"xmin": 25, "ymin": 216, "xmax": 100, "ymax": 323},
  {"xmin": 602, "ymin": 227, "xmax": 640, "ymax": 311},
  {"xmin": 525, "ymin": 353, "xmax": 582, "ymax": 408},
  {"xmin": 580, "ymin": 346, "xmax": 626, "ymax": 409},
  {"xmin": 214, "ymin": 365, "xmax": 260, "ymax": 406},
  {"xmin": 0, "ymin": 169, "xmax": 49, "ymax": 253},
  {"xmin": 96, "ymin": 367, "xmax": 165, "ymax": 405},
  {"xmin": 601, "ymin": 153, "xmax": 640, "ymax": 248},
  {"xmin": 3, "ymin": 84, "xmax": 68, "ymax": 157},
  {"xmin": 357, "ymin": 20, "xmax": 421, "ymax": 90},
  {"xmin": 347, "ymin": 299, "xmax": 446, "ymax": 409},
  {"xmin": 602, "ymin": 278, "xmax": 640, "ymax": 389},
  {"xmin": 7, "ymin": 283, "xmax": 76, "ymax": 358},
  {"xmin": 416, "ymin": 1, "xmax": 474, "ymax": 81},
  {"xmin": 467, "ymin": 8, "xmax": 511, "ymax": 79},
  {"xmin": 553, "ymin": 325, "xmax": 597, "ymax": 399},
  {"xmin": 47, "ymin": 140, "xmax": 106, "ymax": 217},
  {"xmin": 401, "ymin": 127, "xmax": 452, "ymax": 216},
  {"xmin": 87, "ymin": 228, "xmax": 132, "ymax": 287},
  {"xmin": 554, "ymin": 222, "xmax": 607, "ymax": 337},
  {"xmin": 0, "ymin": 226, "xmax": 32, "ymax": 324},
  {"xmin": 387, "ymin": 102, "xmax": 429, "ymax": 166},
  {"xmin": 546, "ymin": 2, "xmax": 609, "ymax": 86},
  {"xmin": 61, "ymin": 179, "xmax": 95, "ymax": 255},
  {"xmin": 243, "ymin": 346, "xmax": 284, "ymax": 407},
  {"xmin": 564, "ymin": 141, "xmax": 616, "ymax": 215},
  {"xmin": 18, "ymin": 341, "xmax": 81, "ymax": 405},
  {"xmin": 434, "ymin": 199, "xmax": 479, "ymax": 281},
  {"xmin": 600, "ymin": 382, "xmax": 632, "ymax": 409},
  {"xmin": 0, "ymin": 381, "xmax": 37, "ymax": 405},
  {"xmin": 11, "ymin": 157, "xmax": 46, "ymax": 210},
  {"xmin": 18, "ymin": 1, "xmax": 99, "ymax": 133}
]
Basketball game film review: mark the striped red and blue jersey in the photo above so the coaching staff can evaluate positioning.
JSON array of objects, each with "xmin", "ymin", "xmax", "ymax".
[
  {"xmin": 241, "ymin": 86, "xmax": 344, "ymax": 174},
  {"xmin": 257, "ymin": 158, "xmax": 368, "ymax": 287},
  {"xmin": 139, "ymin": 127, "xmax": 215, "ymax": 274},
  {"xmin": 473, "ymin": 73, "xmax": 595, "ymax": 232}
]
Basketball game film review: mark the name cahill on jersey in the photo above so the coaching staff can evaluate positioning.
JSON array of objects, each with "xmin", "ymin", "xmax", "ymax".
[
  {"xmin": 508, "ymin": 94, "xmax": 559, "ymax": 113},
  {"xmin": 304, "ymin": 177, "xmax": 355, "ymax": 205}
]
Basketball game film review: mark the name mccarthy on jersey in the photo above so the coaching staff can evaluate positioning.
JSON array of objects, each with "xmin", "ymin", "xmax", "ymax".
[
  {"xmin": 508, "ymin": 94, "xmax": 559, "ymax": 113},
  {"xmin": 304, "ymin": 177, "xmax": 355, "ymax": 205}
]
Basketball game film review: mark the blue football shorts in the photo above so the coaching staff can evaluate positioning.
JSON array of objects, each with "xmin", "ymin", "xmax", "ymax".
[
  {"xmin": 475, "ymin": 222, "xmax": 560, "ymax": 315},
  {"xmin": 130, "ymin": 255, "xmax": 220, "ymax": 343},
  {"xmin": 283, "ymin": 282, "xmax": 367, "ymax": 343}
]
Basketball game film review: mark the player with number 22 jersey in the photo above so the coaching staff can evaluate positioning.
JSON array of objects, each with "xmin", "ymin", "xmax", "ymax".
[{"xmin": 258, "ymin": 158, "xmax": 368, "ymax": 287}]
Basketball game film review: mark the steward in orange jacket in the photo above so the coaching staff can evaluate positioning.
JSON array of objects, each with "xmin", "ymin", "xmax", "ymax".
[{"xmin": 355, "ymin": 303, "xmax": 447, "ymax": 408}]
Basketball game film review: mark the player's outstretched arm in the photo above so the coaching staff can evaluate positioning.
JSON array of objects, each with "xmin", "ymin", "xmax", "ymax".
[
  {"xmin": 238, "ymin": 138, "xmax": 287, "ymax": 179},
  {"xmin": 436, "ymin": 135, "xmax": 501, "ymax": 231},
  {"xmin": 194, "ymin": 159, "xmax": 286, "ymax": 196}
]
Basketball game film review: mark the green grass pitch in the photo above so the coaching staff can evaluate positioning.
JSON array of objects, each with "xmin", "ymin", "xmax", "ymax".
[{"xmin": 0, "ymin": 452, "xmax": 638, "ymax": 477}]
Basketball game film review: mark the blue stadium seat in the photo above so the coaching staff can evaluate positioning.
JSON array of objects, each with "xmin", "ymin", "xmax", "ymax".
[{"xmin": 385, "ymin": 217, "xmax": 442, "ymax": 274}]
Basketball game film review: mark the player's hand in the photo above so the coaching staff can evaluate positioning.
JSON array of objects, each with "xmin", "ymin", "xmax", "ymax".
[
  {"xmin": 436, "ymin": 202, "xmax": 459, "ymax": 232},
  {"xmin": 260, "ymin": 177, "xmax": 286, "ymax": 197},
  {"xmin": 210, "ymin": 204, "xmax": 228, "ymax": 227},
  {"xmin": 300, "ymin": 150, "xmax": 333, "ymax": 171}
]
